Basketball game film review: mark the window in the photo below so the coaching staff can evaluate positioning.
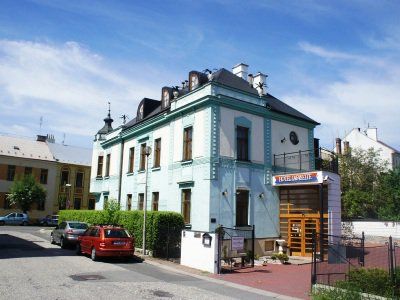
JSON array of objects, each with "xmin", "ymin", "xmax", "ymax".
[
  {"xmin": 103, "ymin": 195, "xmax": 109, "ymax": 210},
  {"xmin": 38, "ymin": 199, "xmax": 45, "ymax": 211},
  {"xmin": 236, "ymin": 190, "xmax": 249, "ymax": 226},
  {"xmin": 40, "ymin": 169, "xmax": 48, "ymax": 184},
  {"xmin": 7, "ymin": 165, "xmax": 15, "ymax": 181},
  {"xmin": 140, "ymin": 144, "xmax": 146, "ymax": 171},
  {"xmin": 74, "ymin": 198, "xmax": 81, "ymax": 210},
  {"xmin": 61, "ymin": 170, "xmax": 69, "ymax": 186},
  {"xmin": 88, "ymin": 198, "xmax": 95, "ymax": 210},
  {"xmin": 24, "ymin": 167, "xmax": 32, "ymax": 176},
  {"xmin": 75, "ymin": 172, "xmax": 84, "ymax": 188},
  {"xmin": 183, "ymin": 127, "xmax": 193, "ymax": 161},
  {"xmin": 237, "ymin": 126, "xmax": 249, "ymax": 161},
  {"xmin": 152, "ymin": 192, "xmax": 159, "ymax": 211},
  {"xmin": 127, "ymin": 194, "xmax": 132, "ymax": 211},
  {"xmin": 105, "ymin": 154, "xmax": 111, "ymax": 177},
  {"xmin": 128, "ymin": 147, "xmax": 135, "ymax": 173},
  {"xmin": 182, "ymin": 189, "xmax": 191, "ymax": 224},
  {"xmin": 138, "ymin": 193, "xmax": 144, "ymax": 210},
  {"xmin": 153, "ymin": 139, "xmax": 161, "ymax": 168},
  {"xmin": 97, "ymin": 155, "xmax": 103, "ymax": 177},
  {"xmin": 4, "ymin": 194, "xmax": 10, "ymax": 209}
]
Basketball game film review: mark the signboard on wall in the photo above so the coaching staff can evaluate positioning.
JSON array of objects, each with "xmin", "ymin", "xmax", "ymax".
[
  {"xmin": 272, "ymin": 171, "xmax": 323, "ymax": 186},
  {"xmin": 231, "ymin": 237, "xmax": 244, "ymax": 250}
]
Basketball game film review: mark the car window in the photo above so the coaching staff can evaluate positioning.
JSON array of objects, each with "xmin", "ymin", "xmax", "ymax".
[
  {"xmin": 68, "ymin": 223, "xmax": 88, "ymax": 229},
  {"xmin": 17, "ymin": 213, "xmax": 23, "ymax": 217},
  {"xmin": 104, "ymin": 229, "xmax": 130, "ymax": 238},
  {"xmin": 7, "ymin": 213, "xmax": 15, "ymax": 218}
]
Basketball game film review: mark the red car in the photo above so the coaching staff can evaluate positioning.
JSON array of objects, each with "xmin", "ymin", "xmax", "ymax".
[{"xmin": 76, "ymin": 225, "xmax": 135, "ymax": 261}]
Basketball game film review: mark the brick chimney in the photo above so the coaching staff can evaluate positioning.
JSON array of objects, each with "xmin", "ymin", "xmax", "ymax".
[
  {"xmin": 335, "ymin": 138, "xmax": 342, "ymax": 154},
  {"xmin": 343, "ymin": 141, "xmax": 350, "ymax": 155}
]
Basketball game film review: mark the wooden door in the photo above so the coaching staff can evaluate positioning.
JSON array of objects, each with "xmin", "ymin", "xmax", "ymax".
[{"xmin": 288, "ymin": 218, "xmax": 319, "ymax": 257}]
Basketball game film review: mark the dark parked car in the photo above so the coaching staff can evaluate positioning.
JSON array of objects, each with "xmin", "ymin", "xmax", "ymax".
[
  {"xmin": 51, "ymin": 221, "xmax": 88, "ymax": 248},
  {"xmin": 77, "ymin": 225, "xmax": 135, "ymax": 261},
  {"xmin": 39, "ymin": 215, "xmax": 59, "ymax": 226},
  {"xmin": 0, "ymin": 212, "xmax": 29, "ymax": 225}
]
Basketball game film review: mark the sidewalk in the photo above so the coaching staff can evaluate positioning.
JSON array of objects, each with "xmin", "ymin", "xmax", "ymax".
[{"xmin": 141, "ymin": 256, "xmax": 310, "ymax": 299}]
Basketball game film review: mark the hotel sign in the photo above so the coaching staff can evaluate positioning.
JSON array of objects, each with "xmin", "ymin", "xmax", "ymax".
[{"xmin": 272, "ymin": 171, "xmax": 323, "ymax": 186}]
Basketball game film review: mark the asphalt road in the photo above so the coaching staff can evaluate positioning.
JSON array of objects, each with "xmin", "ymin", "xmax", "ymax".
[{"xmin": 0, "ymin": 226, "xmax": 278, "ymax": 300}]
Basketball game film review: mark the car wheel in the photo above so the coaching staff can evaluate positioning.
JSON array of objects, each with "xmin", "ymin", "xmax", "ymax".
[
  {"xmin": 43, "ymin": 222, "xmax": 48, "ymax": 227},
  {"xmin": 22, "ymin": 221, "xmax": 28, "ymax": 226},
  {"xmin": 0, "ymin": 221, "xmax": 4, "ymax": 226},
  {"xmin": 76, "ymin": 243, "xmax": 82, "ymax": 255},
  {"xmin": 91, "ymin": 248, "xmax": 97, "ymax": 261},
  {"xmin": 60, "ymin": 237, "xmax": 66, "ymax": 249},
  {"xmin": 50, "ymin": 234, "xmax": 55, "ymax": 244}
]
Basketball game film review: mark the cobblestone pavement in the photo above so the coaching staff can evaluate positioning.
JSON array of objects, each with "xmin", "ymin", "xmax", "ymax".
[{"xmin": 0, "ymin": 227, "xmax": 282, "ymax": 300}]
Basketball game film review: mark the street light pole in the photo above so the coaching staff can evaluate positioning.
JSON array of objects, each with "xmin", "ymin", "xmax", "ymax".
[
  {"xmin": 143, "ymin": 146, "xmax": 151, "ymax": 256},
  {"xmin": 65, "ymin": 183, "xmax": 71, "ymax": 209}
]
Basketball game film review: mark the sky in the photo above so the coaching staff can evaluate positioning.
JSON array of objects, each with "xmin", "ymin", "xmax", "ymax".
[{"xmin": 0, "ymin": 0, "xmax": 399, "ymax": 150}]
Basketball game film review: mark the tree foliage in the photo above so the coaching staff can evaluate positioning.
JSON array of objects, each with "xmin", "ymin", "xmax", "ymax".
[
  {"xmin": 339, "ymin": 146, "xmax": 400, "ymax": 220},
  {"xmin": 375, "ymin": 167, "xmax": 400, "ymax": 220},
  {"xmin": 7, "ymin": 175, "xmax": 47, "ymax": 213}
]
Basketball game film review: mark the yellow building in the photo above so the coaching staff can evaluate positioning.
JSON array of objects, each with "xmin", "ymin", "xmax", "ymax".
[{"xmin": 0, "ymin": 134, "xmax": 95, "ymax": 221}]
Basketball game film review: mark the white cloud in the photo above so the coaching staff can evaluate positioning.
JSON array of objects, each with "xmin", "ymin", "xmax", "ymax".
[
  {"xmin": 0, "ymin": 39, "xmax": 169, "ymax": 146},
  {"xmin": 284, "ymin": 42, "xmax": 400, "ymax": 150}
]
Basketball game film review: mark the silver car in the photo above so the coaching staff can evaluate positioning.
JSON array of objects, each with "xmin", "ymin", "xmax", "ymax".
[
  {"xmin": 50, "ymin": 221, "xmax": 88, "ymax": 248},
  {"xmin": 0, "ymin": 212, "xmax": 29, "ymax": 226}
]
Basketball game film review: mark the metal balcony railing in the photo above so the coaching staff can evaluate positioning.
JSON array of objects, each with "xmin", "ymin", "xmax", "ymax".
[{"xmin": 273, "ymin": 147, "xmax": 338, "ymax": 174}]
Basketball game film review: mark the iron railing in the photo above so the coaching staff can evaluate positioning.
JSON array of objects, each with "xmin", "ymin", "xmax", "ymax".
[{"xmin": 273, "ymin": 147, "xmax": 338, "ymax": 174}]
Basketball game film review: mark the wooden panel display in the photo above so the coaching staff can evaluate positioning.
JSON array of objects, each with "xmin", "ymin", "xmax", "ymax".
[{"xmin": 0, "ymin": 164, "xmax": 7, "ymax": 180}]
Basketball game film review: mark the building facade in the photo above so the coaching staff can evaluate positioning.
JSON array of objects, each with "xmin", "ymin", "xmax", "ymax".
[
  {"xmin": 336, "ymin": 127, "xmax": 400, "ymax": 170},
  {"xmin": 91, "ymin": 64, "xmax": 341, "ymax": 256},
  {"xmin": 0, "ymin": 134, "xmax": 94, "ymax": 221}
]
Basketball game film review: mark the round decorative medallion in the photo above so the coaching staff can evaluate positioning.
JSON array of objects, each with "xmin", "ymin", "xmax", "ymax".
[{"xmin": 290, "ymin": 131, "xmax": 299, "ymax": 145}]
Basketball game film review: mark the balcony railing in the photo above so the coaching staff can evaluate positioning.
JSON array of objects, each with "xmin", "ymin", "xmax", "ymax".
[{"xmin": 273, "ymin": 147, "xmax": 338, "ymax": 174}]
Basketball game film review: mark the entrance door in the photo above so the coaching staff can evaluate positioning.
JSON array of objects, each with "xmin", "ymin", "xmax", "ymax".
[{"xmin": 288, "ymin": 218, "xmax": 319, "ymax": 256}]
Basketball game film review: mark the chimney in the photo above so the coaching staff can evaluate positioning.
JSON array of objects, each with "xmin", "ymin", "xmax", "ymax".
[
  {"xmin": 232, "ymin": 63, "xmax": 249, "ymax": 80},
  {"xmin": 343, "ymin": 141, "xmax": 350, "ymax": 155},
  {"xmin": 46, "ymin": 134, "xmax": 55, "ymax": 143},
  {"xmin": 335, "ymin": 138, "xmax": 342, "ymax": 154},
  {"xmin": 366, "ymin": 127, "xmax": 378, "ymax": 141},
  {"xmin": 253, "ymin": 72, "xmax": 267, "ymax": 96},
  {"xmin": 36, "ymin": 135, "xmax": 47, "ymax": 142}
]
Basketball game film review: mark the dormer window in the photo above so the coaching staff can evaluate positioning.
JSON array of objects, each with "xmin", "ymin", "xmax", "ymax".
[
  {"xmin": 138, "ymin": 104, "xmax": 144, "ymax": 119},
  {"xmin": 190, "ymin": 73, "xmax": 199, "ymax": 91},
  {"xmin": 162, "ymin": 89, "xmax": 170, "ymax": 108}
]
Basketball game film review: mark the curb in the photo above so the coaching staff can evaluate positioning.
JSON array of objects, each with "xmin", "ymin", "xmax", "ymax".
[{"xmin": 142, "ymin": 258, "xmax": 303, "ymax": 300}]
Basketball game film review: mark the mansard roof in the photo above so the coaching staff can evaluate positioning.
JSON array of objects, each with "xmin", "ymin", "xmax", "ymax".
[{"xmin": 119, "ymin": 67, "xmax": 318, "ymax": 133}]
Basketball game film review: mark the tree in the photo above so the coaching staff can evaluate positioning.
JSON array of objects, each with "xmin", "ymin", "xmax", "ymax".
[
  {"xmin": 375, "ymin": 167, "xmax": 400, "ymax": 220},
  {"xmin": 104, "ymin": 198, "xmax": 120, "ymax": 224},
  {"xmin": 7, "ymin": 175, "xmax": 47, "ymax": 213},
  {"xmin": 339, "ymin": 147, "xmax": 387, "ymax": 219}
]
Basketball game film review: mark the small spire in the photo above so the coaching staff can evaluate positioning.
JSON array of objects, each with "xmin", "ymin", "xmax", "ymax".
[{"xmin": 96, "ymin": 101, "xmax": 114, "ymax": 138}]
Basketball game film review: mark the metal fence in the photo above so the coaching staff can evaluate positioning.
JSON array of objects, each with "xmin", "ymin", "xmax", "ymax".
[
  {"xmin": 152, "ymin": 223, "xmax": 183, "ymax": 259},
  {"xmin": 311, "ymin": 233, "xmax": 395, "ymax": 287},
  {"xmin": 217, "ymin": 226, "xmax": 255, "ymax": 274}
]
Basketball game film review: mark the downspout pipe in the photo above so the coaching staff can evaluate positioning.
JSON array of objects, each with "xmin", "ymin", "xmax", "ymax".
[{"xmin": 118, "ymin": 138, "xmax": 125, "ymax": 206}]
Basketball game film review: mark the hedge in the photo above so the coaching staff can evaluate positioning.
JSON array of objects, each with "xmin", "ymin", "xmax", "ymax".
[{"xmin": 58, "ymin": 210, "xmax": 185, "ymax": 258}]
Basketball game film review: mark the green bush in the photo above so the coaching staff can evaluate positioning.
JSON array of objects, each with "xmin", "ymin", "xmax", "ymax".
[
  {"xmin": 58, "ymin": 210, "xmax": 184, "ymax": 258},
  {"xmin": 312, "ymin": 285, "xmax": 362, "ymax": 300},
  {"xmin": 271, "ymin": 253, "xmax": 289, "ymax": 262},
  {"xmin": 341, "ymin": 268, "xmax": 393, "ymax": 298}
]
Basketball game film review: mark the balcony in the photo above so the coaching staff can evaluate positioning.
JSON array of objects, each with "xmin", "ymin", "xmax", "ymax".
[{"xmin": 273, "ymin": 148, "xmax": 338, "ymax": 174}]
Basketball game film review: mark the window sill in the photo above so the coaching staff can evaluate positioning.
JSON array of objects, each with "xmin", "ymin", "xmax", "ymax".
[
  {"xmin": 138, "ymin": 170, "xmax": 145, "ymax": 174},
  {"xmin": 126, "ymin": 172, "xmax": 134, "ymax": 176},
  {"xmin": 184, "ymin": 224, "xmax": 192, "ymax": 229},
  {"xmin": 235, "ymin": 159, "xmax": 252, "ymax": 165},
  {"xmin": 234, "ymin": 225, "xmax": 252, "ymax": 229},
  {"xmin": 181, "ymin": 159, "xmax": 193, "ymax": 165},
  {"xmin": 152, "ymin": 167, "xmax": 161, "ymax": 171},
  {"xmin": 104, "ymin": 176, "xmax": 110, "ymax": 180},
  {"xmin": 95, "ymin": 176, "xmax": 103, "ymax": 180}
]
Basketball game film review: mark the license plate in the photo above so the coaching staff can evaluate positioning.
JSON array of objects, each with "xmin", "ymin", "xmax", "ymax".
[{"xmin": 113, "ymin": 241, "xmax": 125, "ymax": 245}]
